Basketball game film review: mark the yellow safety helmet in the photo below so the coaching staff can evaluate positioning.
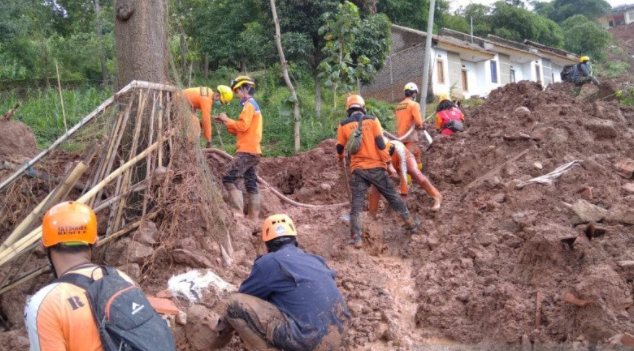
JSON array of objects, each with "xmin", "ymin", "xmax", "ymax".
[
  {"xmin": 42, "ymin": 201, "xmax": 98, "ymax": 248},
  {"xmin": 438, "ymin": 94, "xmax": 451, "ymax": 103},
  {"xmin": 579, "ymin": 56, "xmax": 590, "ymax": 63},
  {"xmin": 230, "ymin": 76, "xmax": 256, "ymax": 92},
  {"xmin": 404, "ymin": 82, "xmax": 418, "ymax": 92},
  {"xmin": 261, "ymin": 214, "xmax": 297, "ymax": 242},
  {"xmin": 216, "ymin": 85, "xmax": 233, "ymax": 105}
]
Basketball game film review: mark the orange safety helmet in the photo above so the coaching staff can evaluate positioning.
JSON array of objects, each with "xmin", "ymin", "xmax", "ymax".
[
  {"xmin": 261, "ymin": 214, "xmax": 297, "ymax": 242},
  {"xmin": 345, "ymin": 95, "xmax": 366, "ymax": 110},
  {"xmin": 42, "ymin": 201, "xmax": 98, "ymax": 247}
]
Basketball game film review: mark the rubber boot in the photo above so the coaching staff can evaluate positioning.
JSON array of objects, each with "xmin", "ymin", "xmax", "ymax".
[
  {"xmin": 419, "ymin": 177, "xmax": 442, "ymax": 212},
  {"xmin": 247, "ymin": 193, "xmax": 260, "ymax": 221},
  {"xmin": 225, "ymin": 183, "xmax": 244, "ymax": 216},
  {"xmin": 349, "ymin": 214, "xmax": 363, "ymax": 249},
  {"xmin": 404, "ymin": 215, "xmax": 421, "ymax": 234}
]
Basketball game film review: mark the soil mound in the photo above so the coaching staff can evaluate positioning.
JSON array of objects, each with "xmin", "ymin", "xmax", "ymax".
[
  {"xmin": 410, "ymin": 80, "xmax": 634, "ymax": 345},
  {"xmin": 0, "ymin": 119, "xmax": 37, "ymax": 162}
]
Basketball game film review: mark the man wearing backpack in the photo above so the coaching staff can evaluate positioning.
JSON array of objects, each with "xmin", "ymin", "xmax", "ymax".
[
  {"xmin": 572, "ymin": 56, "xmax": 600, "ymax": 87},
  {"xmin": 210, "ymin": 214, "xmax": 350, "ymax": 351},
  {"xmin": 336, "ymin": 95, "xmax": 420, "ymax": 248},
  {"xmin": 24, "ymin": 201, "xmax": 176, "ymax": 351}
]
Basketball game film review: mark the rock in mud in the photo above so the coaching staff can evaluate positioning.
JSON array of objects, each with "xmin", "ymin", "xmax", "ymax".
[
  {"xmin": 125, "ymin": 241, "xmax": 154, "ymax": 264},
  {"xmin": 172, "ymin": 249, "xmax": 214, "ymax": 268},
  {"xmin": 570, "ymin": 199, "xmax": 607, "ymax": 224},
  {"xmin": 117, "ymin": 263, "xmax": 141, "ymax": 281},
  {"xmin": 133, "ymin": 221, "xmax": 159, "ymax": 245}
]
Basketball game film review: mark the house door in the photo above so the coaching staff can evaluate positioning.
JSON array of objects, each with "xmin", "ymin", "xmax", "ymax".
[
  {"xmin": 535, "ymin": 64, "xmax": 542, "ymax": 83},
  {"xmin": 461, "ymin": 70, "xmax": 469, "ymax": 92}
]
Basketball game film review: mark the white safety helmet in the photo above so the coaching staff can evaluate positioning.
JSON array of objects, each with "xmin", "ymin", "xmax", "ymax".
[{"xmin": 404, "ymin": 82, "xmax": 419, "ymax": 92}]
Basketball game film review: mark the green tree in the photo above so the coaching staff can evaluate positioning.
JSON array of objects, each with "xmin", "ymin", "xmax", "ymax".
[
  {"xmin": 532, "ymin": 0, "xmax": 611, "ymax": 22},
  {"xmin": 318, "ymin": 1, "xmax": 373, "ymax": 108},
  {"xmin": 561, "ymin": 14, "xmax": 611, "ymax": 60},
  {"xmin": 352, "ymin": 13, "xmax": 392, "ymax": 83}
]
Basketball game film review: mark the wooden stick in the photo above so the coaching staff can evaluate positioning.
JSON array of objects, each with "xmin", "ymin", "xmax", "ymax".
[
  {"xmin": 141, "ymin": 93, "xmax": 157, "ymax": 222},
  {"xmin": 2, "ymin": 102, "xmax": 20, "ymax": 121},
  {"xmin": 0, "ymin": 161, "xmax": 87, "ymax": 190},
  {"xmin": 94, "ymin": 182, "xmax": 147, "ymax": 213},
  {"xmin": 0, "ymin": 81, "xmax": 178, "ymax": 193},
  {"xmin": 2, "ymin": 139, "xmax": 100, "ymax": 249},
  {"xmin": 463, "ymin": 148, "xmax": 530, "ymax": 193},
  {"xmin": 157, "ymin": 93, "xmax": 164, "ymax": 167},
  {"xmin": 91, "ymin": 92, "xmax": 136, "ymax": 206},
  {"xmin": 1, "ymin": 161, "xmax": 87, "ymax": 249},
  {"xmin": 0, "ymin": 140, "xmax": 162, "ymax": 267},
  {"xmin": 55, "ymin": 61, "xmax": 68, "ymax": 132},
  {"xmin": 113, "ymin": 90, "xmax": 147, "ymax": 231},
  {"xmin": 206, "ymin": 148, "xmax": 349, "ymax": 208}
]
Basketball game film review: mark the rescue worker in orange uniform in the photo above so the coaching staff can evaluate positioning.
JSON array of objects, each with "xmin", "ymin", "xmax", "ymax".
[
  {"xmin": 369, "ymin": 138, "xmax": 442, "ymax": 216},
  {"xmin": 336, "ymin": 95, "xmax": 420, "ymax": 248},
  {"xmin": 217, "ymin": 76, "xmax": 263, "ymax": 221},
  {"xmin": 181, "ymin": 86, "xmax": 233, "ymax": 147},
  {"xmin": 24, "ymin": 202, "xmax": 171, "ymax": 351},
  {"xmin": 395, "ymin": 82, "xmax": 424, "ymax": 171},
  {"xmin": 435, "ymin": 95, "xmax": 466, "ymax": 136},
  {"xmin": 209, "ymin": 214, "xmax": 350, "ymax": 351}
]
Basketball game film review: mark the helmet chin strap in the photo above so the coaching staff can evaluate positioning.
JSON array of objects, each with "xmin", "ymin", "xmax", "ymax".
[{"xmin": 46, "ymin": 248, "xmax": 58, "ymax": 279}]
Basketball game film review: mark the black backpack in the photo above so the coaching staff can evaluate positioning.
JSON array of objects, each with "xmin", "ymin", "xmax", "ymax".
[
  {"xmin": 561, "ymin": 64, "xmax": 575, "ymax": 82},
  {"xmin": 56, "ymin": 266, "xmax": 177, "ymax": 351}
]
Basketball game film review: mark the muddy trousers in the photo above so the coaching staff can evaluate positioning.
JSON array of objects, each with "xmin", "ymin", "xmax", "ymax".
[
  {"xmin": 225, "ymin": 293, "xmax": 345, "ymax": 351},
  {"xmin": 222, "ymin": 152, "xmax": 261, "ymax": 194},
  {"xmin": 350, "ymin": 168, "xmax": 411, "ymax": 238}
]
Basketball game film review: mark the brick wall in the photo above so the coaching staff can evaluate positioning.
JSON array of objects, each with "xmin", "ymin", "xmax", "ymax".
[{"xmin": 362, "ymin": 30, "xmax": 429, "ymax": 102}]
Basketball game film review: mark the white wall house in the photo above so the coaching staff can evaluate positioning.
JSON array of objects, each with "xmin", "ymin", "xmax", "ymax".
[{"xmin": 361, "ymin": 25, "xmax": 578, "ymax": 102}]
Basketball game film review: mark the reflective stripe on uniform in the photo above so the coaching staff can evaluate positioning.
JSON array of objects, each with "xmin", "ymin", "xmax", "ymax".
[{"xmin": 25, "ymin": 283, "xmax": 59, "ymax": 351}]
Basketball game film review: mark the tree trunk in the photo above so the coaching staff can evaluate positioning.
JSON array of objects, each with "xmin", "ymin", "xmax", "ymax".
[
  {"xmin": 179, "ymin": 25, "xmax": 187, "ymax": 81},
  {"xmin": 94, "ymin": 0, "xmax": 108, "ymax": 85},
  {"xmin": 114, "ymin": 0, "xmax": 169, "ymax": 89},
  {"xmin": 270, "ymin": 0, "xmax": 301, "ymax": 153},
  {"xmin": 314, "ymin": 69, "xmax": 321, "ymax": 117},
  {"xmin": 203, "ymin": 53, "xmax": 209, "ymax": 80}
]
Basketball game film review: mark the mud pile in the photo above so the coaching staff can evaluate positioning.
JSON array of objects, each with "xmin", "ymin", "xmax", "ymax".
[
  {"xmin": 409, "ymin": 81, "xmax": 634, "ymax": 346},
  {"xmin": 0, "ymin": 118, "xmax": 37, "ymax": 162}
]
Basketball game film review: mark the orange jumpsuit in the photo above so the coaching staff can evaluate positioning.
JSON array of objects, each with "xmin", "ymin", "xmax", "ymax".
[
  {"xmin": 225, "ymin": 97, "xmax": 263, "ymax": 155},
  {"xmin": 24, "ymin": 266, "xmax": 134, "ymax": 351},
  {"xmin": 394, "ymin": 97, "xmax": 423, "ymax": 166},
  {"xmin": 182, "ymin": 87, "xmax": 214, "ymax": 143}
]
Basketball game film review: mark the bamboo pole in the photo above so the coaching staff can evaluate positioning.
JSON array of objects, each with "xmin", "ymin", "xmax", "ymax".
[
  {"xmin": 157, "ymin": 93, "xmax": 164, "ymax": 167},
  {"xmin": 1, "ymin": 161, "xmax": 86, "ymax": 249},
  {"xmin": 113, "ymin": 90, "xmax": 147, "ymax": 231},
  {"xmin": 0, "ymin": 140, "xmax": 162, "ymax": 268},
  {"xmin": 141, "ymin": 93, "xmax": 157, "ymax": 221},
  {"xmin": 2, "ymin": 141, "xmax": 101, "ymax": 250},
  {"xmin": 91, "ymin": 92, "xmax": 136, "ymax": 205},
  {"xmin": 55, "ymin": 61, "xmax": 68, "ymax": 132},
  {"xmin": 0, "ymin": 81, "xmax": 178, "ymax": 193},
  {"xmin": 94, "ymin": 182, "xmax": 147, "ymax": 213}
]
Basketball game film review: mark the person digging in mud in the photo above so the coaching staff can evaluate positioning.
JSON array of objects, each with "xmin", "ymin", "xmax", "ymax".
[
  {"xmin": 435, "ymin": 95, "xmax": 466, "ymax": 136},
  {"xmin": 216, "ymin": 76, "xmax": 263, "ymax": 221},
  {"xmin": 369, "ymin": 138, "xmax": 442, "ymax": 215},
  {"xmin": 572, "ymin": 56, "xmax": 601, "ymax": 96},
  {"xmin": 208, "ymin": 214, "xmax": 350, "ymax": 351},
  {"xmin": 180, "ymin": 86, "xmax": 234, "ymax": 147},
  {"xmin": 24, "ymin": 202, "xmax": 175, "ymax": 351},
  {"xmin": 395, "ymin": 82, "xmax": 425, "ymax": 173},
  {"xmin": 336, "ymin": 94, "xmax": 420, "ymax": 248}
]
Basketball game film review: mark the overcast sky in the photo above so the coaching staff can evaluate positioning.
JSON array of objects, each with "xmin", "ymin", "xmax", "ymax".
[{"xmin": 450, "ymin": 0, "xmax": 633, "ymax": 11}]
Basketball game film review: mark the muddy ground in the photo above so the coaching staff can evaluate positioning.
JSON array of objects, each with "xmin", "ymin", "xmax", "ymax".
[{"xmin": 1, "ymin": 81, "xmax": 634, "ymax": 350}]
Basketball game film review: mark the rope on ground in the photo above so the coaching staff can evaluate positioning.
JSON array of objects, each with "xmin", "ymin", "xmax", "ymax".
[
  {"xmin": 205, "ymin": 148, "xmax": 349, "ymax": 209},
  {"xmin": 516, "ymin": 160, "xmax": 581, "ymax": 189}
]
